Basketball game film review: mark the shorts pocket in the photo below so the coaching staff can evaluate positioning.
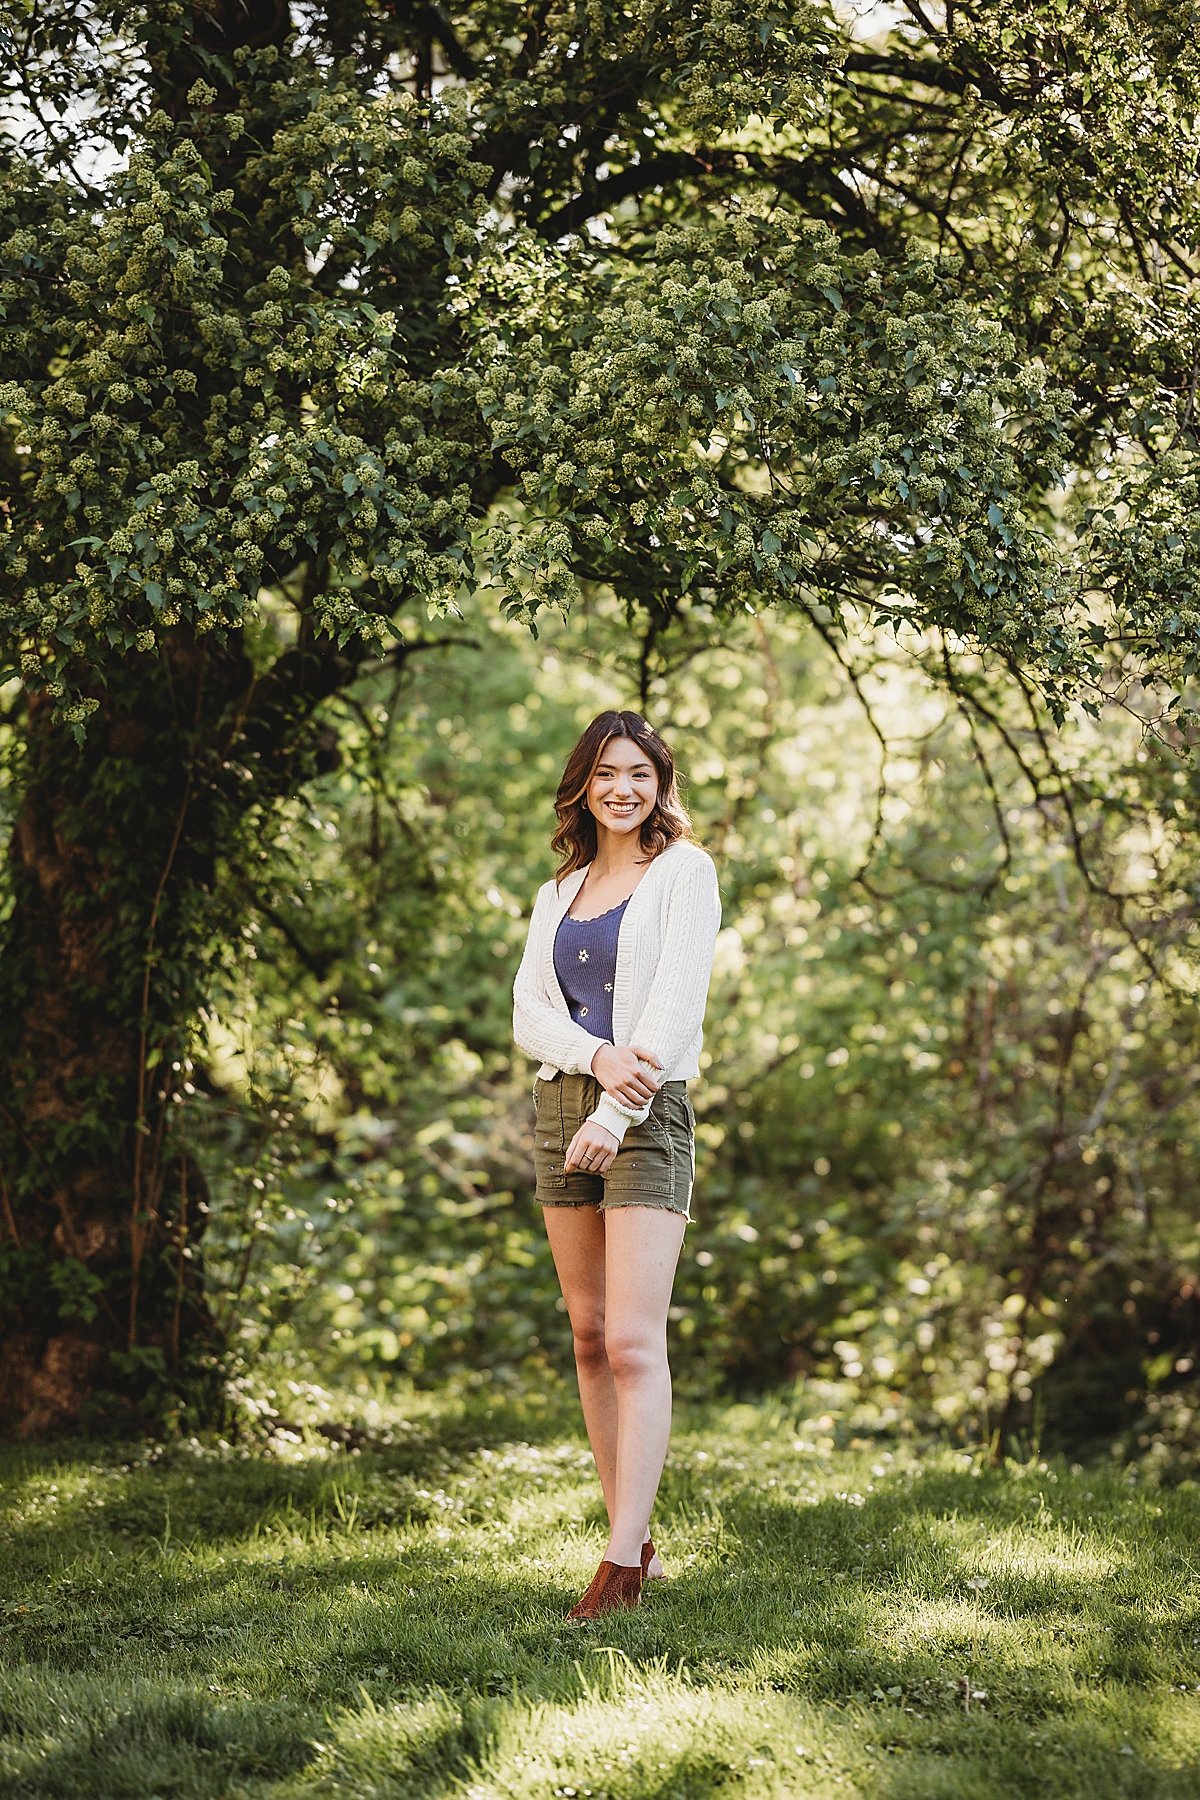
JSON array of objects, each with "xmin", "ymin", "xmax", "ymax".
[
  {"xmin": 534, "ymin": 1152, "xmax": 568, "ymax": 1190},
  {"xmin": 604, "ymin": 1096, "xmax": 677, "ymax": 1198}
]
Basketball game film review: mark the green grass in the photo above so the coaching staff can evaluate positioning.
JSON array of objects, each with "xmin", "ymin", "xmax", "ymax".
[{"xmin": 1, "ymin": 1379, "xmax": 1198, "ymax": 1798}]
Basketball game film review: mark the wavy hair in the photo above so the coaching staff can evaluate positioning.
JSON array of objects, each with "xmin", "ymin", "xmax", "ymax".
[{"xmin": 551, "ymin": 711, "xmax": 699, "ymax": 883}]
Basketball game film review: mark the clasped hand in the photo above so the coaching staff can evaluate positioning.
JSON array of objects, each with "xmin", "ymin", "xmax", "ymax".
[{"xmin": 561, "ymin": 1042, "xmax": 663, "ymax": 1175}]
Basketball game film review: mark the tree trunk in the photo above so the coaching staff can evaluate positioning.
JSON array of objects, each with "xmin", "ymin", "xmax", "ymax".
[
  {"xmin": 0, "ymin": 609, "xmax": 366, "ymax": 1436},
  {"xmin": 0, "ymin": 632, "xmax": 236, "ymax": 1433}
]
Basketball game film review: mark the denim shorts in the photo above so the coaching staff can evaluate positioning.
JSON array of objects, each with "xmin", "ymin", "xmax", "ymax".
[{"xmin": 531, "ymin": 1069, "xmax": 696, "ymax": 1221}]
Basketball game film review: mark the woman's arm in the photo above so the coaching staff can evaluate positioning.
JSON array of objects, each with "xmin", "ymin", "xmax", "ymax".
[
  {"xmin": 512, "ymin": 880, "xmax": 611, "ymax": 1075},
  {"xmin": 586, "ymin": 851, "xmax": 722, "ymax": 1144}
]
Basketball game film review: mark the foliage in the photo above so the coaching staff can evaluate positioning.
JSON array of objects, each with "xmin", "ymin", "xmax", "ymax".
[
  {"xmin": 172, "ymin": 582, "xmax": 1200, "ymax": 1462},
  {"xmin": 2, "ymin": 1, "xmax": 1199, "ymax": 738},
  {"xmin": 484, "ymin": 216, "xmax": 1079, "ymax": 694},
  {"xmin": 0, "ymin": 75, "xmax": 491, "ymax": 730}
]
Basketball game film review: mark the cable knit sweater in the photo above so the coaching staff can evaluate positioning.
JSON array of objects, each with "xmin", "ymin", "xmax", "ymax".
[{"xmin": 512, "ymin": 839, "xmax": 722, "ymax": 1145}]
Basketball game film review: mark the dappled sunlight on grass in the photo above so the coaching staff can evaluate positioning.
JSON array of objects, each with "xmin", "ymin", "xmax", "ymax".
[
  {"xmin": 452, "ymin": 1657, "xmax": 860, "ymax": 1800},
  {"xmin": 2, "ymin": 1383, "xmax": 1199, "ymax": 1797},
  {"xmin": 309, "ymin": 1689, "xmax": 470, "ymax": 1797}
]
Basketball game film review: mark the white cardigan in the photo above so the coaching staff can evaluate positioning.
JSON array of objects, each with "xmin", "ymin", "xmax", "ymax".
[{"xmin": 512, "ymin": 839, "xmax": 722, "ymax": 1144}]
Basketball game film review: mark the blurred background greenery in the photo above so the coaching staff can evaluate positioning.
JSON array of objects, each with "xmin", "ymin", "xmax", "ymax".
[{"xmin": 164, "ymin": 583, "xmax": 1200, "ymax": 1473}]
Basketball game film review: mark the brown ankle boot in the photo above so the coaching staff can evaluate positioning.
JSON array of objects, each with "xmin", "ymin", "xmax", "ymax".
[
  {"xmin": 565, "ymin": 1558, "xmax": 643, "ymax": 1623},
  {"xmin": 641, "ymin": 1535, "xmax": 666, "ymax": 1581}
]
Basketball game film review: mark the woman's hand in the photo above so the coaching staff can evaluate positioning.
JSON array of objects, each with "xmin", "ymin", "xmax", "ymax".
[
  {"xmin": 564, "ymin": 1119, "xmax": 620, "ymax": 1175},
  {"xmin": 589, "ymin": 1042, "xmax": 663, "ymax": 1108}
]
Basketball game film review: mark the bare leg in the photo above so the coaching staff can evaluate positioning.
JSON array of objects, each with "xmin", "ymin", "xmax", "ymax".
[
  {"xmin": 542, "ymin": 1205, "xmax": 666, "ymax": 1575},
  {"xmin": 542, "ymin": 1204, "xmax": 615, "ymax": 1510},
  {"xmin": 600, "ymin": 1206, "xmax": 687, "ymax": 1566}
]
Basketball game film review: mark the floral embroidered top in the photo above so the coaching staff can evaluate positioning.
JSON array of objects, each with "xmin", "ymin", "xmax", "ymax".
[{"xmin": 551, "ymin": 895, "xmax": 632, "ymax": 1046}]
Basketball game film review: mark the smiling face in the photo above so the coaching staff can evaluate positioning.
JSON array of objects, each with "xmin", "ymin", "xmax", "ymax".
[{"xmin": 585, "ymin": 735, "xmax": 660, "ymax": 837}]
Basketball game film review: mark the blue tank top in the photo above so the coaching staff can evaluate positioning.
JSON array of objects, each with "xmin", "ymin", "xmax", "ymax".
[{"xmin": 553, "ymin": 895, "xmax": 631, "ymax": 1043}]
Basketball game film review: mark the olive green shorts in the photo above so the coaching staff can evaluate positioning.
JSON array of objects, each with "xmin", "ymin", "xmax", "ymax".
[{"xmin": 531, "ymin": 1070, "xmax": 696, "ymax": 1221}]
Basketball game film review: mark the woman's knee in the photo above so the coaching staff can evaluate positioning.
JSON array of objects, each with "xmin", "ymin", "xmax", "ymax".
[
  {"xmin": 571, "ymin": 1316, "xmax": 608, "ymax": 1370},
  {"xmin": 604, "ymin": 1328, "xmax": 667, "ymax": 1385}
]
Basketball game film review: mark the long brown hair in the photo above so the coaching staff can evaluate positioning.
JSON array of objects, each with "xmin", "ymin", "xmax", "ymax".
[{"xmin": 551, "ymin": 711, "xmax": 698, "ymax": 883}]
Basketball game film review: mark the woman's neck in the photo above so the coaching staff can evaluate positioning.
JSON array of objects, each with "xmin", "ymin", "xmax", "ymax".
[{"xmin": 587, "ymin": 840, "xmax": 649, "ymax": 880}]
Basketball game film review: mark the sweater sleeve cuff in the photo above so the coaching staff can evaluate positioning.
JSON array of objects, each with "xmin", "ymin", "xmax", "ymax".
[
  {"xmin": 587, "ymin": 1092, "xmax": 651, "ymax": 1146},
  {"xmin": 573, "ymin": 1033, "xmax": 610, "ymax": 1076}
]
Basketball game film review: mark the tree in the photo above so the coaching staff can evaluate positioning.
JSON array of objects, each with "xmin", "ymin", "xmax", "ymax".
[{"xmin": 1, "ymin": 0, "xmax": 1197, "ymax": 1434}]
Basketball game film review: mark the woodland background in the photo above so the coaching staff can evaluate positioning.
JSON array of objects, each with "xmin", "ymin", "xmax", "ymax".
[
  {"xmin": 128, "ymin": 584, "xmax": 1200, "ymax": 1468},
  {"xmin": 1, "ymin": 0, "xmax": 1198, "ymax": 1463}
]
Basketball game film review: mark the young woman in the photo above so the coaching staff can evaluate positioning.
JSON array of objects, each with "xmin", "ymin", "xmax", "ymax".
[{"xmin": 512, "ymin": 709, "xmax": 722, "ymax": 1623}]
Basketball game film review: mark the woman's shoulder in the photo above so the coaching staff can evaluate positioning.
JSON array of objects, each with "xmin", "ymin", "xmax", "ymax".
[{"xmin": 655, "ymin": 839, "xmax": 719, "ymax": 885}]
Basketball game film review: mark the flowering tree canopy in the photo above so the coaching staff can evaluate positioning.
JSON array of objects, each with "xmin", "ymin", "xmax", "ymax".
[{"xmin": 3, "ymin": 0, "xmax": 1199, "ymax": 740}]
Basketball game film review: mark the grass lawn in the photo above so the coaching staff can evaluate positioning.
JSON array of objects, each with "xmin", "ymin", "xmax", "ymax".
[{"xmin": 1, "ymin": 1378, "xmax": 1198, "ymax": 1798}]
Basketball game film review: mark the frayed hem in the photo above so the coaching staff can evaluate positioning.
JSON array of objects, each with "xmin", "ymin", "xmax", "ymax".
[{"xmin": 597, "ymin": 1198, "xmax": 691, "ymax": 1219}]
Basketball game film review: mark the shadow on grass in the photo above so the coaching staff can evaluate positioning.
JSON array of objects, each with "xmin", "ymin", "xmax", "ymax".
[
  {"xmin": 3, "ymin": 1411, "xmax": 1199, "ymax": 1799},
  {"xmin": 0, "ymin": 1388, "xmax": 572, "ymax": 1570}
]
